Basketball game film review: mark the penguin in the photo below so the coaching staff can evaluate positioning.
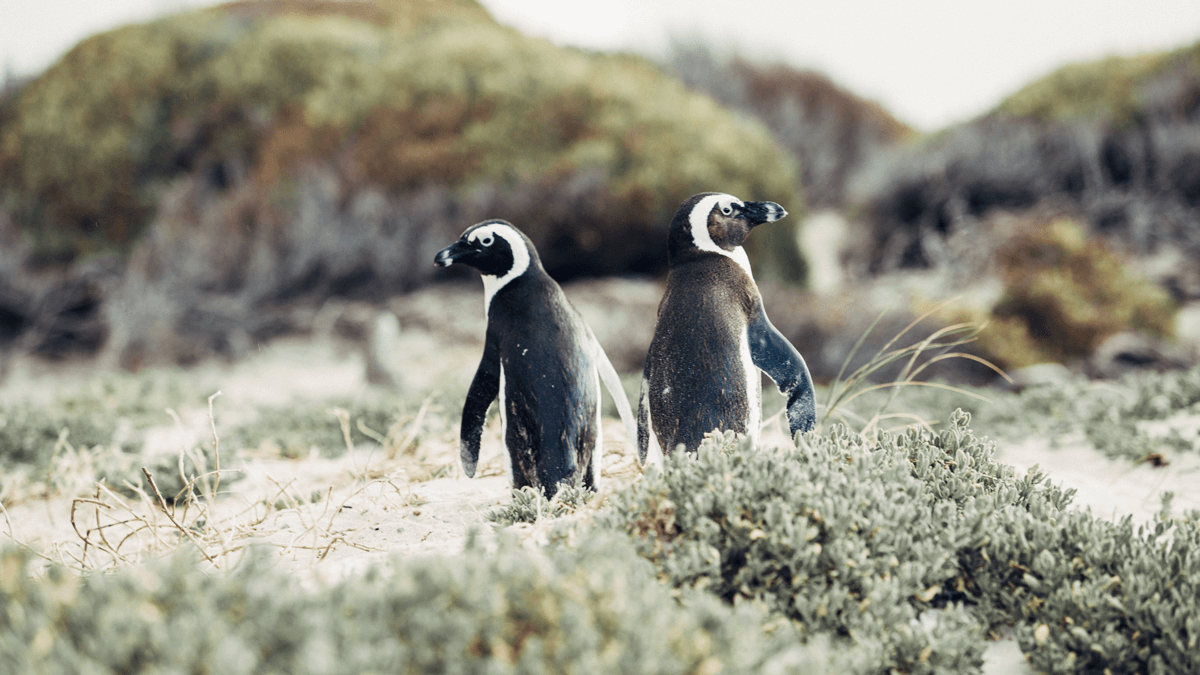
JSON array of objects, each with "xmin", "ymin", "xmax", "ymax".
[
  {"xmin": 435, "ymin": 219, "xmax": 638, "ymax": 497},
  {"xmin": 638, "ymin": 192, "xmax": 816, "ymax": 464}
]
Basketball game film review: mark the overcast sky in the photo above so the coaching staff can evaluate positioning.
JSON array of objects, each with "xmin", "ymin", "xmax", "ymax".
[{"xmin": 3, "ymin": 0, "xmax": 1199, "ymax": 129}]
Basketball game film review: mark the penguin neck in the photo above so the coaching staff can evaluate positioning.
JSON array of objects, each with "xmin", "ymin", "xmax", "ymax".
[
  {"xmin": 481, "ymin": 241, "xmax": 538, "ymax": 315},
  {"xmin": 481, "ymin": 264, "xmax": 550, "ymax": 316},
  {"xmin": 670, "ymin": 246, "xmax": 755, "ymax": 283}
]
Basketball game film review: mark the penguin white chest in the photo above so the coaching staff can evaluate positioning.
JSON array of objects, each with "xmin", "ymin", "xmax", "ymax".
[
  {"xmin": 740, "ymin": 328, "xmax": 761, "ymax": 445},
  {"xmin": 498, "ymin": 364, "xmax": 512, "ymax": 480}
]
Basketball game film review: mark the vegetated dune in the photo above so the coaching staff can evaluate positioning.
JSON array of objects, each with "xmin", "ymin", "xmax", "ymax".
[
  {"xmin": 2, "ymin": 1, "xmax": 1196, "ymax": 383},
  {"xmin": 0, "ymin": 0, "xmax": 804, "ymax": 369},
  {"xmin": 664, "ymin": 42, "xmax": 914, "ymax": 209},
  {"xmin": 848, "ymin": 40, "xmax": 1200, "ymax": 289}
]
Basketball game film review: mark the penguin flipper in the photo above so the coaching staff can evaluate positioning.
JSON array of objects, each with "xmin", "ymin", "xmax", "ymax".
[
  {"xmin": 585, "ymin": 327, "xmax": 638, "ymax": 455},
  {"xmin": 461, "ymin": 329, "xmax": 501, "ymax": 478},
  {"xmin": 636, "ymin": 357, "xmax": 652, "ymax": 465},
  {"xmin": 747, "ymin": 300, "xmax": 816, "ymax": 435}
]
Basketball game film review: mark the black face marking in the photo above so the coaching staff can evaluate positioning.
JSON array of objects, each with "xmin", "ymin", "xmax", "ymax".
[
  {"xmin": 665, "ymin": 193, "xmax": 788, "ymax": 269},
  {"xmin": 706, "ymin": 199, "xmax": 788, "ymax": 250},
  {"xmin": 434, "ymin": 224, "xmax": 516, "ymax": 277}
]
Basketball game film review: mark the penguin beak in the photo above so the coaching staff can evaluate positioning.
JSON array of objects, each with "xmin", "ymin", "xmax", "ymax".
[
  {"xmin": 434, "ymin": 240, "xmax": 473, "ymax": 267},
  {"xmin": 741, "ymin": 201, "xmax": 787, "ymax": 227}
]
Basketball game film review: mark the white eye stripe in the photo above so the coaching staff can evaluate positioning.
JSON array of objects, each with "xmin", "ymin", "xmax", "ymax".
[
  {"xmin": 687, "ymin": 194, "xmax": 753, "ymax": 280},
  {"xmin": 468, "ymin": 222, "xmax": 531, "ymax": 315}
]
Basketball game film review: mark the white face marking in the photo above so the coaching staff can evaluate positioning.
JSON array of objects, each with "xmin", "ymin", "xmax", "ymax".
[
  {"xmin": 469, "ymin": 222, "xmax": 531, "ymax": 315},
  {"xmin": 687, "ymin": 193, "xmax": 754, "ymax": 280}
]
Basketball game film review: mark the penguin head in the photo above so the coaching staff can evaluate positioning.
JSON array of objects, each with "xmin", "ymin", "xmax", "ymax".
[
  {"xmin": 434, "ymin": 219, "xmax": 539, "ymax": 279},
  {"xmin": 667, "ymin": 192, "xmax": 786, "ymax": 265}
]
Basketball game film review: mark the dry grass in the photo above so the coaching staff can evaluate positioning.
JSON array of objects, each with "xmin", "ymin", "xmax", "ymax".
[
  {"xmin": 818, "ymin": 300, "xmax": 1008, "ymax": 436},
  {"xmin": 0, "ymin": 376, "xmax": 469, "ymax": 575}
]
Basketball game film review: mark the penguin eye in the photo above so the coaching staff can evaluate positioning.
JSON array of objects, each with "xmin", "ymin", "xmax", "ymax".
[
  {"xmin": 479, "ymin": 234, "xmax": 494, "ymax": 247},
  {"xmin": 720, "ymin": 205, "xmax": 733, "ymax": 216}
]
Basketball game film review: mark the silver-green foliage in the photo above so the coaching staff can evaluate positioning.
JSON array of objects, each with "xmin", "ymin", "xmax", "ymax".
[
  {"xmin": 0, "ymin": 535, "xmax": 847, "ymax": 675},
  {"xmin": 977, "ymin": 365, "xmax": 1200, "ymax": 462},
  {"xmin": 597, "ymin": 411, "xmax": 1199, "ymax": 674},
  {"xmin": 1082, "ymin": 366, "xmax": 1200, "ymax": 461},
  {"xmin": 599, "ymin": 414, "xmax": 996, "ymax": 674},
  {"xmin": 486, "ymin": 485, "xmax": 595, "ymax": 526}
]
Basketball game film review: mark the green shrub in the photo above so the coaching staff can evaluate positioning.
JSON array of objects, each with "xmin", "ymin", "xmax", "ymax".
[
  {"xmin": 1076, "ymin": 366, "xmax": 1200, "ymax": 462},
  {"xmin": 598, "ymin": 420, "xmax": 994, "ymax": 674},
  {"xmin": 0, "ymin": 404, "xmax": 116, "ymax": 471},
  {"xmin": 992, "ymin": 497, "xmax": 1200, "ymax": 675},
  {"xmin": 227, "ymin": 391, "xmax": 452, "ymax": 460},
  {"xmin": 595, "ymin": 411, "xmax": 1200, "ymax": 674},
  {"xmin": 960, "ymin": 364, "xmax": 1200, "ymax": 463},
  {"xmin": 0, "ymin": 535, "xmax": 849, "ymax": 674},
  {"xmin": 486, "ymin": 485, "xmax": 595, "ymax": 526},
  {"xmin": 0, "ymin": 375, "xmax": 231, "ymax": 502},
  {"xmin": 971, "ymin": 219, "xmax": 1176, "ymax": 368}
]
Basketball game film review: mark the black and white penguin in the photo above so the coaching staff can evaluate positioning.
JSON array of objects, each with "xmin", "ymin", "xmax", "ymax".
[
  {"xmin": 638, "ymin": 192, "xmax": 816, "ymax": 463},
  {"xmin": 435, "ymin": 219, "xmax": 637, "ymax": 497}
]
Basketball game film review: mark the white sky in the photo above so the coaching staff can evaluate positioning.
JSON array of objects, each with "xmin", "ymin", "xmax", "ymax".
[{"xmin": 3, "ymin": 0, "xmax": 1199, "ymax": 129}]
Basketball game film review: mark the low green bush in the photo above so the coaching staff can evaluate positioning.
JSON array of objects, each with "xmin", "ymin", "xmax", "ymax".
[
  {"xmin": 0, "ymin": 404, "xmax": 116, "ymax": 471},
  {"xmin": 595, "ymin": 411, "xmax": 1200, "ymax": 674},
  {"xmin": 486, "ymin": 485, "xmax": 595, "ymax": 526},
  {"xmin": 1075, "ymin": 366, "xmax": 1200, "ymax": 462},
  {"xmin": 229, "ymin": 396, "xmax": 406, "ymax": 458},
  {"xmin": 963, "ymin": 365, "xmax": 1200, "ymax": 462},
  {"xmin": 0, "ymin": 534, "xmax": 848, "ymax": 675},
  {"xmin": 598, "ymin": 417, "xmax": 995, "ymax": 674},
  {"xmin": 0, "ymin": 373, "xmax": 209, "ymax": 472}
]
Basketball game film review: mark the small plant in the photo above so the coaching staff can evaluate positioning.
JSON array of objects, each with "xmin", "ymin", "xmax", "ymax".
[
  {"xmin": 231, "ymin": 396, "xmax": 409, "ymax": 458},
  {"xmin": 970, "ymin": 364, "xmax": 1200, "ymax": 463},
  {"xmin": 486, "ymin": 485, "xmax": 595, "ymax": 527}
]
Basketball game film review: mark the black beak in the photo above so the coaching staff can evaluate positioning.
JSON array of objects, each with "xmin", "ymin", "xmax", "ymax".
[
  {"xmin": 434, "ymin": 240, "xmax": 472, "ymax": 267},
  {"xmin": 741, "ymin": 201, "xmax": 787, "ymax": 227}
]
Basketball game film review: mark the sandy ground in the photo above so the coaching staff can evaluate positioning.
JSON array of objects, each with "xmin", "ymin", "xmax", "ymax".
[{"xmin": 2, "ymin": 297, "xmax": 1198, "ymax": 673}]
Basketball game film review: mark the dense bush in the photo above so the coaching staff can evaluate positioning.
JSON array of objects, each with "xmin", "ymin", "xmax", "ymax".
[
  {"xmin": 596, "ymin": 411, "xmax": 1200, "ymax": 674},
  {"xmin": 229, "ymin": 395, "xmax": 410, "ymax": 458},
  {"xmin": 0, "ymin": 535, "xmax": 849, "ymax": 675},
  {"xmin": 966, "ymin": 219, "xmax": 1177, "ymax": 368},
  {"xmin": 0, "ymin": 0, "xmax": 800, "ymax": 250}
]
